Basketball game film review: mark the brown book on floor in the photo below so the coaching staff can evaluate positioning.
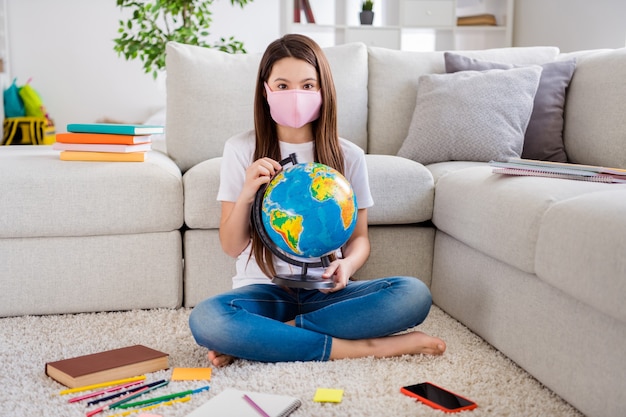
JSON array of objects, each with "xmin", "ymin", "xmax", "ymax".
[
  {"xmin": 457, "ymin": 13, "xmax": 497, "ymax": 26},
  {"xmin": 45, "ymin": 345, "xmax": 169, "ymax": 388}
]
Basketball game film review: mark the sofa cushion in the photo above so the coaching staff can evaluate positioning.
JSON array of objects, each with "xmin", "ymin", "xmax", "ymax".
[
  {"xmin": 166, "ymin": 41, "xmax": 369, "ymax": 172},
  {"xmin": 433, "ymin": 165, "xmax": 620, "ymax": 273},
  {"xmin": 426, "ymin": 161, "xmax": 486, "ymax": 183},
  {"xmin": 183, "ymin": 154, "xmax": 435, "ymax": 230},
  {"xmin": 364, "ymin": 155, "xmax": 434, "ymax": 224},
  {"xmin": 444, "ymin": 52, "xmax": 576, "ymax": 163},
  {"xmin": 397, "ymin": 66, "xmax": 542, "ymax": 165},
  {"xmin": 367, "ymin": 46, "xmax": 560, "ymax": 156},
  {"xmin": 535, "ymin": 189, "xmax": 626, "ymax": 323},
  {"xmin": 0, "ymin": 146, "xmax": 183, "ymax": 239},
  {"xmin": 2, "ymin": 231, "xmax": 183, "ymax": 316},
  {"xmin": 563, "ymin": 48, "xmax": 626, "ymax": 169}
]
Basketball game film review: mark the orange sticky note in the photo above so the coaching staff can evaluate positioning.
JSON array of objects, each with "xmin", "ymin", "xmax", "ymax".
[
  {"xmin": 170, "ymin": 367, "xmax": 212, "ymax": 381},
  {"xmin": 313, "ymin": 388, "xmax": 344, "ymax": 403}
]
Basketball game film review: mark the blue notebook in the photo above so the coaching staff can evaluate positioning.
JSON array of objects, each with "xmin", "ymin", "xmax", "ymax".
[
  {"xmin": 184, "ymin": 388, "xmax": 301, "ymax": 417},
  {"xmin": 66, "ymin": 123, "xmax": 164, "ymax": 135}
]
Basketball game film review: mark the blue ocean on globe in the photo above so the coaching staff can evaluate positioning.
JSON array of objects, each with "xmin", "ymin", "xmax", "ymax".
[{"xmin": 261, "ymin": 162, "xmax": 358, "ymax": 258}]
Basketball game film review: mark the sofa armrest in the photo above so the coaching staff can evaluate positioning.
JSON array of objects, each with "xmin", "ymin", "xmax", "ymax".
[{"xmin": 183, "ymin": 157, "xmax": 222, "ymax": 229}]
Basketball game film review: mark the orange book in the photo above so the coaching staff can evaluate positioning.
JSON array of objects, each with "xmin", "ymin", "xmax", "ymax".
[
  {"xmin": 60, "ymin": 151, "xmax": 147, "ymax": 162},
  {"xmin": 56, "ymin": 132, "xmax": 152, "ymax": 145}
]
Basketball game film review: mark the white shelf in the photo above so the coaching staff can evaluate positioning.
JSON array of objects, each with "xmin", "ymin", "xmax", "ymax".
[{"xmin": 281, "ymin": 0, "xmax": 514, "ymax": 51}]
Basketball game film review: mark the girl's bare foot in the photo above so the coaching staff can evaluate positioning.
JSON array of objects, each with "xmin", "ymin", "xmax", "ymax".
[
  {"xmin": 330, "ymin": 331, "xmax": 446, "ymax": 360},
  {"xmin": 401, "ymin": 331, "xmax": 446, "ymax": 356},
  {"xmin": 207, "ymin": 350, "xmax": 236, "ymax": 367}
]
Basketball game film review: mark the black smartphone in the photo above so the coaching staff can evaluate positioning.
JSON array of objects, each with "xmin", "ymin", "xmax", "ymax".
[{"xmin": 401, "ymin": 382, "xmax": 477, "ymax": 413}]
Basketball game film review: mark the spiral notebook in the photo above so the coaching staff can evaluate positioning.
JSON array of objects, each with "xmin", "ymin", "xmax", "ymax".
[
  {"xmin": 489, "ymin": 159, "xmax": 626, "ymax": 184},
  {"xmin": 491, "ymin": 167, "xmax": 624, "ymax": 183},
  {"xmin": 184, "ymin": 388, "xmax": 301, "ymax": 417}
]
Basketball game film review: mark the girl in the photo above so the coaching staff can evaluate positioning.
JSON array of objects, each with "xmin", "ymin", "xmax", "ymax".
[{"xmin": 189, "ymin": 34, "xmax": 445, "ymax": 367}]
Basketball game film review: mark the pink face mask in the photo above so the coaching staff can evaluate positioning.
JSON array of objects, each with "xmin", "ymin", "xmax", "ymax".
[{"xmin": 264, "ymin": 82, "xmax": 322, "ymax": 128}]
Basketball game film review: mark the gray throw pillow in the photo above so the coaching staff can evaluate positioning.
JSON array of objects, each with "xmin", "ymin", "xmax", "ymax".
[
  {"xmin": 444, "ymin": 52, "xmax": 577, "ymax": 162},
  {"xmin": 397, "ymin": 66, "xmax": 542, "ymax": 166}
]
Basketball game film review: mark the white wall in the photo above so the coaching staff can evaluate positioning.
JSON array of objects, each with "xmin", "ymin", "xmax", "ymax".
[
  {"xmin": 6, "ymin": 0, "xmax": 279, "ymax": 133},
  {"xmin": 5, "ymin": 0, "xmax": 625, "ymax": 134},
  {"xmin": 513, "ymin": 0, "xmax": 626, "ymax": 52}
]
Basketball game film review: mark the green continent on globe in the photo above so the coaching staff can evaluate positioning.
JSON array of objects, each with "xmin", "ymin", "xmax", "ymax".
[
  {"xmin": 310, "ymin": 167, "xmax": 356, "ymax": 230},
  {"xmin": 268, "ymin": 209, "xmax": 304, "ymax": 255}
]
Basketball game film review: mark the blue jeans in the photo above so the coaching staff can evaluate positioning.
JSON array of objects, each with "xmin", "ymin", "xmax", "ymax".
[{"xmin": 188, "ymin": 277, "xmax": 432, "ymax": 363}]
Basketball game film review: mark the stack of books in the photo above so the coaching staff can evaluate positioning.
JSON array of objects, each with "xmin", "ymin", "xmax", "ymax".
[{"xmin": 53, "ymin": 123, "xmax": 164, "ymax": 162}]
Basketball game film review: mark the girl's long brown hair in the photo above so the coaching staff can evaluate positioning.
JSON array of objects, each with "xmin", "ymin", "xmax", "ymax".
[{"xmin": 251, "ymin": 34, "xmax": 345, "ymax": 278}]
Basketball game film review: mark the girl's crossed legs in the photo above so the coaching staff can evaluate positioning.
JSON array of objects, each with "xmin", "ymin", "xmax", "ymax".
[{"xmin": 188, "ymin": 277, "xmax": 446, "ymax": 366}]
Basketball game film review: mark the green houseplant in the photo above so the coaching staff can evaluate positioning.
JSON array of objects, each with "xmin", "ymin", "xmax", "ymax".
[
  {"xmin": 360, "ymin": 1, "xmax": 374, "ymax": 25},
  {"xmin": 114, "ymin": 0, "xmax": 252, "ymax": 79}
]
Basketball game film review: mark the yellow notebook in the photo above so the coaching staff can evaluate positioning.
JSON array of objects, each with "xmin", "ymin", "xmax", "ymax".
[{"xmin": 59, "ymin": 151, "xmax": 146, "ymax": 162}]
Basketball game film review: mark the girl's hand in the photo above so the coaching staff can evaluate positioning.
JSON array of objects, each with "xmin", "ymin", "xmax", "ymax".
[
  {"xmin": 319, "ymin": 209, "xmax": 370, "ymax": 293},
  {"xmin": 320, "ymin": 258, "xmax": 356, "ymax": 293},
  {"xmin": 240, "ymin": 157, "xmax": 282, "ymax": 203}
]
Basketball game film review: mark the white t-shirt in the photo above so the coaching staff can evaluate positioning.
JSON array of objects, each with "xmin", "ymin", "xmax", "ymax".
[{"xmin": 217, "ymin": 129, "xmax": 374, "ymax": 288}]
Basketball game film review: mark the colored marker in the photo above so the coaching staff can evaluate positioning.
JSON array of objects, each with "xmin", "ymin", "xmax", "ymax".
[
  {"xmin": 59, "ymin": 376, "xmax": 146, "ymax": 395},
  {"xmin": 117, "ymin": 385, "xmax": 210, "ymax": 409},
  {"xmin": 87, "ymin": 379, "xmax": 167, "ymax": 406},
  {"xmin": 86, "ymin": 380, "xmax": 169, "ymax": 417},
  {"xmin": 68, "ymin": 380, "xmax": 144, "ymax": 403},
  {"xmin": 107, "ymin": 396, "xmax": 191, "ymax": 417},
  {"xmin": 86, "ymin": 386, "xmax": 151, "ymax": 417}
]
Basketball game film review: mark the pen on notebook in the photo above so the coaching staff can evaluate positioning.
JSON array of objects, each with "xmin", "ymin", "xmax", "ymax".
[
  {"xmin": 243, "ymin": 393, "xmax": 271, "ymax": 417},
  {"xmin": 68, "ymin": 380, "xmax": 144, "ymax": 403},
  {"xmin": 117, "ymin": 385, "xmax": 210, "ymax": 409},
  {"xmin": 86, "ymin": 380, "xmax": 169, "ymax": 417},
  {"xmin": 87, "ymin": 379, "xmax": 167, "ymax": 406},
  {"xmin": 59, "ymin": 375, "xmax": 146, "ymax": 395}
]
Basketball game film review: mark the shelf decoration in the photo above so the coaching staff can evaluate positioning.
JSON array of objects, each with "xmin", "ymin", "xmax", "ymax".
[
  {"xmin": 360, "ymin": 0, "xmax": 374, "ymax": 25},
  {"xmin": 294, "ymin": 0, "xmax": 315, "ymax": 23},
  {"xmin": 457, "ymin": 13, "xmax": 497, "ymax": 26}
]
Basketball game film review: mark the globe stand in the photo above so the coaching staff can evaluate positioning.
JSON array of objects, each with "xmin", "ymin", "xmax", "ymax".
[
  {"xmin": 272, "ymin": 256, "xmax": 335, "ymax": 289},
  {"xmin": 251, "ymin": 153, "xmax": 336, "ymax": 290}
]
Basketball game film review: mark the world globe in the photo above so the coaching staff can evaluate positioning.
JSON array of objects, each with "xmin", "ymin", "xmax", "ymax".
[
  {"xmin": 251, "ymin": 154, "xmax": 358, "ymax": 288},
  {"xmin": 262, "ymin": 161, "xmax": 357, "ymax": 258}
]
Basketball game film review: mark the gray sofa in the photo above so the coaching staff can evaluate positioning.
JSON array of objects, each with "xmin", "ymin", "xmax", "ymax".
[{"xmin": 1, "ymin": 41, "xmax": 624, "ymax": 417}]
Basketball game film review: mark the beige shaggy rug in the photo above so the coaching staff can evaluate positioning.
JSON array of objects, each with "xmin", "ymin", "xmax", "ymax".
[{"xmin": 0, "ymin": 306, "xmax": 583, "ymax": 417}]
